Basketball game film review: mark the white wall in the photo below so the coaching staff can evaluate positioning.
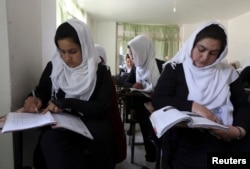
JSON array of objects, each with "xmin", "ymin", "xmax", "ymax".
[
  {"xmin": 0, "ymin": 0, "xmax": 56, "ymax": 168},
  {"xmin": 95, "ymin": 22, "xmax": 117, "ymax": 74},
  {"xmin": 41, "ymin": 0, "xmax": 57, "ymax": 67},
  {"xmin": 7, "ymin": 0, "xmax": 43, "ymax": 110},
  {"xmin": 0, "ymin": 0, "xmax": 13, "ymax": 169},
  {"xmin": 6, "ymin": 0, "xmax": 56, "ymax": 110},
  {"xmin": 228, "ymin": 12, "xmax": 250, "ymax": 67}
]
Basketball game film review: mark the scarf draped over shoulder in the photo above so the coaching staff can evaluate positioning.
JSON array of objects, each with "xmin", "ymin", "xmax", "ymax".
[
  {"xmin": 128, "ymin": 35, "xmax": 160, "ymax": 92},
  {"xmin": 164, "ymin": 21, "xmax": 238, "ymax": 125},
  {"xmin": 51, "ymin": 19, "xmax": 100, "ymax": 101}
]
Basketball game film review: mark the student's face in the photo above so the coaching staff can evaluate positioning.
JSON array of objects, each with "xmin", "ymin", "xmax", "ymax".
[
  {"xmin": 57, "ymin": 38, "xmax": 82, "ymax": 68},
  {"xmin": 191, "ymin": 38, "xmax": 221, "ymax": 68},
  {"xmin": 126, "ymin": 57, "xmax": 133, "ymax": 67}
]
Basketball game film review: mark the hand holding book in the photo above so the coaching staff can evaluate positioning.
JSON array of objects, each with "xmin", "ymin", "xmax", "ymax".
[
  {"xmin": 150, "ymin": 106, "xmax": 228, "ymax": 138},
  {"xmin": 192, "ymin": 102, "xmax": 221, "ymax": 124}
]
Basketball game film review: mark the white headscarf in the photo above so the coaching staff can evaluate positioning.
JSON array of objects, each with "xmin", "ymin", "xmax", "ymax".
[
  {"xmin": 128, "ymin": 35, "xmax": 160, "ymax": 91},
  {"xmin": 95, "ymin": 44, "xmax": 107, "ymax": 64},
  {"xmin": 166, "ymin": 21, "xmax": 238, "ymax": 125},
  {"xmin": 51, "ymin": 19, "xmax": 100, "ymax": 101}
]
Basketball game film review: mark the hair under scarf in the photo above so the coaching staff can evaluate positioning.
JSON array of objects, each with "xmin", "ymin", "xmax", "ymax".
[
  {"xmin": 50, "ymin": 19, "xmax": 100, "ymax": 101},
  {"xmin": 128, "ymin": 35, "xmax": 160, "ymax": 91},
  {"xmin": 165, "ymin": 21, "xmax": 238, "ymax": 125}
]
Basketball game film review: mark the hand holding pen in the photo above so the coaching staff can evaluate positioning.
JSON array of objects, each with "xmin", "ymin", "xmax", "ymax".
[
  {"xmin": 32, "ymin": 90, "xmax": 39, "ymax": 113},
  {"xmin": 23, "ymin": 90, "xmax": 42, "ymax": 113}
]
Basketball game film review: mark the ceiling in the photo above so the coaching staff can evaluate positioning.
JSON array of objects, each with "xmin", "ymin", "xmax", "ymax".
[{"xmin": 78, "ymin": 0, "xmax": 250, "ymax": 25}]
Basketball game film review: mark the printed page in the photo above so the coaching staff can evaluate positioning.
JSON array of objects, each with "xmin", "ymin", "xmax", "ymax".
[
  {"xmin": 150, "ymin": 106, "xmax": 191, "ymax": 138},
  {"xmin": 1, "ymin": 112, "xmax": 56, "ymax": 133},
  {"xmin": 187, "ymin": 115, "xmax": 228, "ymax": 131},
  {"xmin": 52, "ymin": 113, "xmax": 93, "ymax": 140},
  {"xmin": 129, "ymin": 83, "xmax": 153, "ymax": 97}
]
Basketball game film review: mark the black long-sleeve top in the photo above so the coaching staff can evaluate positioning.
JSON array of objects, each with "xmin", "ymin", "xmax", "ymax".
[
  {"xmin": 33, "ymin": 61, "xmax": 114, "ymax": 140},
  {"xmin": 239, "ymin": 66, "xmax": 250, "ymax": 88},
  {"xmin": 123, "ymin": 58, "xmax": 165, "ymax": 88},
  {"xmin": 152, "ymin": 63, "xmax": 250, "ymax": 131}
]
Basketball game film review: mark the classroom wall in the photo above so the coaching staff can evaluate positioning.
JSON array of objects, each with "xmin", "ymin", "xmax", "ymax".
[
  {"xmin": 41, "ymin": 0, "xmax": 57, "ymax": 67},
  {"xmin": 0, "ymin": 0, "xmax": 56, "ymax": 168},
  {"xmin": 6, "ymin": 0, "xmax": 56, "ymax": 110},
  {"xmin": 95, "ymin": 21, "xmax": 117, "ymax": 74},
  {"xmin": 0, "ymin": 1, "xmax": 13, "ymax": 169},
  {"xmin": 228, "ymin": 12, "xmax": 250, "ymax": 67},
  {"xmin": 7, "ymin": 0, "xmax": 43, "ymax": 111}
]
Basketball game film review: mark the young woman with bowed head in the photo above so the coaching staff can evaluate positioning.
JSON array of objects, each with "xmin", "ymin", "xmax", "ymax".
[
  {"xmin": 23, "ymin": 19, "xmax": 116, "ymax": 169},
  {"xmin": 151, "ymin": 21, "xmax": 250, "ymax": 169},
  {"xmin": 124, "ymin": 35, "xmax": 165, "ymax": 162}
]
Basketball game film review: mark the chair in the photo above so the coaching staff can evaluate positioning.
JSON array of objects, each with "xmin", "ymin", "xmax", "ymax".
[
  {"xmin": 144, "ymin": 102, "xmax": 169, "ymax": 169},
  {"xmin": 110, "ymin": 82, "xmax": 127, "ymax": 163},
  {"xmin": 122, "ymin": 91, "xmax": 144, "ymax": 164},
  {"xmin": 115, "ymin": 84, "xmax": 125, "ymax": 117},
  {"xmin": 122, "ymin": 91, "xmax": 161, "ymax": 165}
]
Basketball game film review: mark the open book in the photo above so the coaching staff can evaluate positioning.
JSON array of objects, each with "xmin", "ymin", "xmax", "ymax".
[
  {"xmin": 1, "ymin": 112, "xmax": 93, "ymax": 140},
  {"xmin": 150, "ymin": 106, "xmax": 228, "ymax": 138},
  {"xmin": 129, "ymin": 83, "xmax": 153, "ymax": 97}
]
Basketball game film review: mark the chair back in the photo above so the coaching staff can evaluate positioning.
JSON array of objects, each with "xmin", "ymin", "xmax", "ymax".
[{"xmin": 109, "ymin": 81, "xmax": 127, "ymax": 163}]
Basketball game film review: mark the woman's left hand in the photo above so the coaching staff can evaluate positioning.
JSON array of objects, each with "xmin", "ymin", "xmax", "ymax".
[
  {"xmin": 42, "ymin": 101, "xmax": 63, "ymax": 114},
  {"xmin": 210, "ymin": 126, "xmax": 246, "ymax": 141},
  {"xmin": 132, "ymin": 82, "xmax": 143, "ymax": 89}
]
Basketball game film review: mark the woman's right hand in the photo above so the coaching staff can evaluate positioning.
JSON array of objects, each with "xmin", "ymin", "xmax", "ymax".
[
  {"xmin": 192, "ymin": 102, "xmax": 220, "ymax": 123},
  {"xmin": 23, "ymin": 96, "xmax": 42, "ymax": 113}
]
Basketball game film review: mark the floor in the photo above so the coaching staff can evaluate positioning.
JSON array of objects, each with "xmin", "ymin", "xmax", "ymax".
[{"xmin": 115, "ymin": 123, "xmax": 156, "ymax": 169}]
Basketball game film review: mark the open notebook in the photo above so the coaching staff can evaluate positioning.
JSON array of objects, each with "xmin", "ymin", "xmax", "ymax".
[{"xmin": 1, "ymin": 111, "xmax": 93, "ymax": 140}]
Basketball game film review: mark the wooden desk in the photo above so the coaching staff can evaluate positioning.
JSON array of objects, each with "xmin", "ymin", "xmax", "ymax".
[
  {"xmin": 121, "ymin": 90, "xmax": 149, "ymax": 123},
  {"xmin": 121, "ymin": 90, "xmax": 154, "ymax": 164}
]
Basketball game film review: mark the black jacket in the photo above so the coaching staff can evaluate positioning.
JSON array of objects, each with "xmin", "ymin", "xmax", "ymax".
[
  {"xmin": 122, "ymin": 58, "xmax": 165, "ymax": 88},
  {"xmin": 152, "ymin": 63, "xmax": 250, "ymax": 131},
  {"xmin": 33, "ymin": 62, "xmax": 116, "ymax": 167}
]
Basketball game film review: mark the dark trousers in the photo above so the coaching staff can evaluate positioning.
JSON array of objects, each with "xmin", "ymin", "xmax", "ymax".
[
  {"xmin": 130, "ymin": 96, "xmax": 157, "ymax": 161},
  {"xmin": 166, "ymin": 128, "xmax": 250, "ymax": 169},
  {"xmin": 34, "ymin": 128, "xmax": 116, "ymax": 169}
]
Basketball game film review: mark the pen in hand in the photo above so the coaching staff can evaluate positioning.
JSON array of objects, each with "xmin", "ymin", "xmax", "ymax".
[{"xmin": 32, "ymin": 89, "xmax": 39, "ymax": 114}]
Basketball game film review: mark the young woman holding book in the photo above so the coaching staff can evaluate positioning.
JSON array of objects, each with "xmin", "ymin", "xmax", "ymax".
[
  {"xmin": 23, "ymin": 19, "xmax": 117, "ymax": 169},
  {"xmin": 122, "ymin": 35, "xmax": 165, "ymax": 162},
  {"xmin": 151, "ymin": 21, "xmax": 250, "ymax": 169}
]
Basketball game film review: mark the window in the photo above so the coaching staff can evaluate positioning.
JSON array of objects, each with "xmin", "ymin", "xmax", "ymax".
[{"xmin": 116, "ymin": 23, "xmax": 180, "ymax": 67}]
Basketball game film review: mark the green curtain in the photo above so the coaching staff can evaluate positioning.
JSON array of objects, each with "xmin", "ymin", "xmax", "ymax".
[{"xmin": 121, "ymin": 23, "xmax": 179, "ymax": 60}]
